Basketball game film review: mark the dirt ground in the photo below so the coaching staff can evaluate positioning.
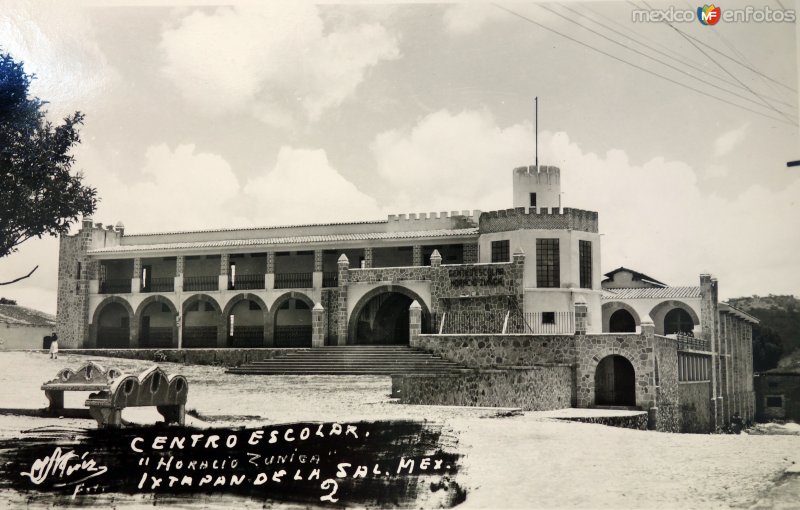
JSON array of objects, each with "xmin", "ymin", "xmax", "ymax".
[{"xmin": 1, "ymin": 351, "xmax": 798, "ymax": 509}]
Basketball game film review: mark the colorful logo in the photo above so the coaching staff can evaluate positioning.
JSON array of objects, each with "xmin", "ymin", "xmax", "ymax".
[{"xmin": 698, "ymin": 4, "xmax": 722, "ymax": 25}]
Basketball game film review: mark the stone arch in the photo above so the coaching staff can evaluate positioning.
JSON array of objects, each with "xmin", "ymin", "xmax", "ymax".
[
  {"xmin": 579, "ymin": 344, "xmax": 652, "ymax": 409},
  {"xmin": 182, "ymin": 294, "xmax": 223, "ymax": 348},
  {"xmin": 649, "ymin": 300, "xmax": 700, "ymax": 336},
  {"xmin": 134, "ymin": 295, "xmax": 179, "ymax": 348},
  {"xmin": 594, "ymin": 355, "xmax": 636, "ymax": 407},
  {"xmin": 271, "ymin": 292, "xmax": 315, "ymax": 347},
  {"xmin": 222, "ymin": 293, "xmax": 270, "ymax": 347},
  {"xmin": 601, "ymin": 301, "xmax": 641, "ymax": 333},
  {"xmin": 90, "ymin": 296, "xmax": 135, "ymax": 348},
  {"xmin": 347, "ymin": 285, "xmax": 432, "ymax": 345}
]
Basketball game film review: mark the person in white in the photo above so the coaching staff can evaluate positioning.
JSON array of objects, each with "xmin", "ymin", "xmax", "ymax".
[{"xmin": 49, "ymin": 333, "xmax": 59, "ymax": 360}]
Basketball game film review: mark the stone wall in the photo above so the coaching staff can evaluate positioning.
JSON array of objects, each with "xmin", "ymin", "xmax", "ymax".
[
  {"xmin": 679, "ymin": 382, "xmax": 713, "ymax": 433},
  {"xmin": 655, "ymin": 335, "xmax": 681, "ymax": 432},
  {"xmin": 56, "ymin": 228, "xmax": 90, "ymax": 348},
  {"xmin": 412, "ymin": 334, "xmax": 576, "ymax": 366},
  {"xmin": 55, "ymin": 348, "xmax": 307, "ymax": 367},
  {"xmin": 479, "ymin": 207, "xmax": 599, "ymax": 234},
  {"xmin": 555, "ymin": 413, "xmax": 648, "ymax": 431},
  {"xmin": 320, "ymin": 288, "xmax": 339, "ymax": 345},
  {"xmin": 391, "ymin": 366, "xmax": 572, "ymax": 411}
]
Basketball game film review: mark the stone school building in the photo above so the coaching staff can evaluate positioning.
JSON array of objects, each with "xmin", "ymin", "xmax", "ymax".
[{"xmin": 56, "ymin": 164, "xmax": 756, "ymax": 432}]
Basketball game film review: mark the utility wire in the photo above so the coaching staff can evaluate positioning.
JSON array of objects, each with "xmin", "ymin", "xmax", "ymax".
[
  {"xmin": 640, "ymin": 0, "xmax": 797, "ymax": 124},
  {"xmin": 538, "ymin": 3, "xmax": 797, "ymax": 117},
  {"xmin": 629, "ymin": 0, "xmax": 796, "ymax": 93},
  {"xmin": 559, "ymin": 2, "xmax": 795, "ymax": 109},
  {"xmin": 491, "ymin": 3, "xmax": 795, "ymax": 125}
]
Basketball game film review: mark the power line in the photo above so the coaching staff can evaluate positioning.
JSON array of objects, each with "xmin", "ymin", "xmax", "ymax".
[
  {"xmin": 559, "ymin": 3, "xmax": 796, "ymax": 109},
  {"xmin": 629, "ymin": 1, "xmax": 796, "ymax": 93},
  {"xmin": 639, "ymin": 0, "xmax": 797, "ymax": 124},
  {"xmin": 491, "ymin": 3, "xmax": 795, "ymax": 125},
  {"xmin": 537, "ymin": 3, "xmax": 797, "ymax": 117}
]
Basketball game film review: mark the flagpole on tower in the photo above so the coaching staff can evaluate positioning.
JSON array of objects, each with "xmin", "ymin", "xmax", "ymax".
[{"xmin": 535, "ymin": 96, "xmax": 539, "ymax": 171}]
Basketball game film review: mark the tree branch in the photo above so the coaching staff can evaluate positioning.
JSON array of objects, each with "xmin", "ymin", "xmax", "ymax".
[{"xmin": 0, "ymin": 265, "xmax": 39, "ymax": 285}]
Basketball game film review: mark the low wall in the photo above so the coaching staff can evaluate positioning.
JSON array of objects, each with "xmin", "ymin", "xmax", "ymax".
[
  {"xmin": 412, "ymin": 334, "xmax": 576, "ymax": 367},
  {"xmin": 679, "ymin": 382, "xmax": 713, "ymax": 433},
  {"xmin": 391, "ymin": 365, "xmax": 572, "ymax": 411},
  {"xmin": 555, "ymin": 413, "xmax": 648, "ymax": 430},
  {"xmin": 49, "ymin": 348, "xmax": 307, "ymax": 367}
]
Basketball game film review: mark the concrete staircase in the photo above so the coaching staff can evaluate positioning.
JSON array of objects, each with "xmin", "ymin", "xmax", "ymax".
[{"xmin": 226, "ymin": 345, "xmax": 466, "ymax": 375}]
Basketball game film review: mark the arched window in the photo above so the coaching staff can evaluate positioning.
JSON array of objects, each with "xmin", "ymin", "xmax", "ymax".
[
  {"xmin": 664, "ymin": 308, "xmax": 694, "ymax": 336},
  {"xmin": 609, "ymin": 309, "xmax": 636, "ymax": 333}
]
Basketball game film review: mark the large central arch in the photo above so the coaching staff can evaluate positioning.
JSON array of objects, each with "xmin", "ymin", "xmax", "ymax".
[
  {"xmin": 222, "ymin": 293, "xmax": 269, "ymax": 348},
  {"xmin": 182, "ymin": 294, "xmax": 223, "ymax": 348},
  {"xmin": 348, "ymin": 285, "xmax": 431, "ymax": 345},
  {"xmin": 135, "ymin": 295, "xmax": 178, "ymax": 348},
  {"xmin": 91, "ymin": 296, "xmax": 134, "ymax": 348}
]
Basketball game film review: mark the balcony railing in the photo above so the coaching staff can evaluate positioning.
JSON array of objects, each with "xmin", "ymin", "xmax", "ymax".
[
  {"xmin": 183, "ymin": 326, "xmax": 218, "ymax": 348},
  {"xmin": 97, "ymin": 327, "xmax": 130, "ymax": 348},
  {"xmin": 511, "ymin": 312, "xmax": 576, "ymax": 335},
  {"xmin": 99, "ymin": 278, "xmax": 131, "ymax": 294},
  {"xmin": 322, "ymin": 272, "xmax": 339, "ymax": 288},
  {"xmin": 140, "ymin": 327, "xmax": 174, "ymax": 348},
  {"xmin": 229, "ymin": 326, "xmax": 264, "ymax": 348},
  {"xmin": 183, "ymin": 276, "xmax": 218, "ymax": 292},
  {"xmin": 275, "ymin": 325, "xmax": 312, "ymax": 347},
  {"xmin": 229, "ymin": 273, "xmax": 265, "ymax": 290},
  {"xmin": 274, "ymin": 272, "xmax": 313, "ymax": 289},
  {"xmin": 675, "ymin": 333, "xmax": 709, "ymax": 352},
  {"xmin": 142, "ymin": 277, "xmax": 174, "ymax": 293}
]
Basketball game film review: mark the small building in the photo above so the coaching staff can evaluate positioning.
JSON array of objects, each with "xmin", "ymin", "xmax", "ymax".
[
  {"xmin": 754, "ymin": 367, "xmax": 800, "ymax": 422},
  {"xmin": 0, "ymin": 304, "xmax": 56, "ymax": 350}
]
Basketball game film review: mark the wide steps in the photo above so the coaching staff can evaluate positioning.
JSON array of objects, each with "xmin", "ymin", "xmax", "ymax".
[{"xmin": 227, "ymin": 345, "xmax": 466, "ymax": 376}]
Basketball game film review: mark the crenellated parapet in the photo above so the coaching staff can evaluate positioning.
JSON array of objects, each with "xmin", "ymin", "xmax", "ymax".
[
  {"xmin": 386, "ymin": 210, "xmax": 481, "ymax": 231},
  {"xmin": 479, "ymin": 207, "xmax": 599, "ymax": 234}
]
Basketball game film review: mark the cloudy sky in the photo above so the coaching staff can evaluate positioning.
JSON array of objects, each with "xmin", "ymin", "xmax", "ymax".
[{"xmin": 0, "ymin": 0, "xmax": 797, "ymax": 313}]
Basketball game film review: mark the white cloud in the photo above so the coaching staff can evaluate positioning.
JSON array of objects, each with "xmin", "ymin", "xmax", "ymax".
[
  {"xmin": 713, "ymin": 123, "xmax": 749, "ymax": 158},
  {"xmin": 160, "ymin": 4, "xmax": 399, "ymax": 125},
  {"xmin": 243, "ymin": 147, "xmax": 382, "ymax": 225},
  {"xmin": 370, "ymin": 109, "xmax": 800, "ymax": 298},
  {"xmin": 371, "ymin": 109, "xmax": 532, "ymax": 213},
  {"xmin": 442, "ymin": 3, "xmax": 506, "ymax": 36},
  {"xmin": 85, "ymin": 144, "xmax": 245, "ymax": 233},
  {"xmin": 0, "ymin": 0, "xmax": 118, "ymax": 119}
]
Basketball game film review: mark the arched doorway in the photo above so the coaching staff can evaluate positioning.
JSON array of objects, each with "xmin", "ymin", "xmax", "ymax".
[
  {"xmin": 138, "ymin": 298, "xmax": 177, "ymax": 348},
  {"xmin": 594, "ymin": 355, "xmax": 636, "ymax": 407},
  {"xmin": 183, "ymin": 295, "xmax": 222, "ymax": 348},
  {"xmin": 664, "ymin": 308, "xmax": 694, "ymax": 336},
  {"xmin": 609, "ymin": 309, "xmax": 636, "ymax": 333},
  {"xmin": 227, "ymin": 298, "xmax": 266, "ymax": 348},
  {"xmin": 274, "ymin": 296, "xmax": 312, "ymax": 347},
  {"xmin": 352, "ymin": 292, "xmax": 429, "ymax": 345},
  {"xmin": 96, "ymin": 301, "xmax": 132, "ymax": 348}
]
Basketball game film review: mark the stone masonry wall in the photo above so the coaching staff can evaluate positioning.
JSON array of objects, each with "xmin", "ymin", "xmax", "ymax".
[
  {"xmin": 479, "ymin": 207, "xmax": 599, "ymax": 234},
  {"xmin": 391, "ymin": 366, "xmax": 572, "ymax": 411},
  {"xmin": 412, "ymin": 334, "xmax": 576, "ymax": 367},
  {"xmin": 320, "ymin": 288, "xmax": 339, "ymax": 345},
  {"xmin": 654, "ymin": 335, "xmax": 681, "ymax": 433},
  {"xmin": 56, "ymin": 230, "xmax": 89, "ymax": 348}
]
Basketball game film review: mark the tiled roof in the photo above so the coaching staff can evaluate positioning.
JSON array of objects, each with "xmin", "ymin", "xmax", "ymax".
[
  {"xmin": 602, "ymin": 266, "xmax": 667, "ymax": 287},
  {"xmin": 602, "ymin": 286, "xmax": 701, "ymax": 300},
  {"xmin": 718, "ymin": 302, "xmax": 759, "ymax": 324},
  {"xmin": 127, "ymin": 218, "xmax": 387, "ymax": 237},
  {"xmin": 89, "ymin": 228, "xmax": 480, "ymax": 255},
  {"xmin": 0, "ymin": 305, "xmax": 56, "ymax": 328}
]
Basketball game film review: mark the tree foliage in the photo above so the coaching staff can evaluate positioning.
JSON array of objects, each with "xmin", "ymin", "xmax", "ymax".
[
  {"xmin": 0, "ymin": 51, "xmax": 97, "ymax": 281},
  {"xmin": 752, "ymin": 324, "xmax": 784, "ymax": 372}
]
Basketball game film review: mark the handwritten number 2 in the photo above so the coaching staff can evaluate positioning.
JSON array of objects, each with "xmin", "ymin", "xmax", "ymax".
[{"xmin": 320, "ymin": 479, "xmax": 339, "ymax": 503}]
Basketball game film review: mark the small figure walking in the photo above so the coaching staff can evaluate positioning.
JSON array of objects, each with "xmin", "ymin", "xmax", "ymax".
[{"xmin": 49, "ymin": 332, "xmax": 59, "ymax": 360}]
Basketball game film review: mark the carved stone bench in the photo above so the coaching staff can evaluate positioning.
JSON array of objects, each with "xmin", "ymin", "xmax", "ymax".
[{"xmin": 41, "ymin": 361, "xmax": 188, "ymax": 428}]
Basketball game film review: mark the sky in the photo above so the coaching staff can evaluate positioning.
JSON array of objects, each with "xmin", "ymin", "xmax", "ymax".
[{"xmin": 0, "ymin": 0, "xmax": 798, "ymax": 314}]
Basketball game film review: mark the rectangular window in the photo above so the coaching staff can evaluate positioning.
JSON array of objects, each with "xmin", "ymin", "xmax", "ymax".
[
  {"xmin": 491, "ymin": 240, "xmax": 510, "ymax": 263},
  {"xmin": 766, "ymin": 396, "xmax": 783, "ymax": 408},
  {"xmin": 541, "ymin": 312, "xmax": 556, "ymax": 324},
  {"xmin": 579, "ymin": 240, "xmax": 592, "ymax": 289},
  {"xmin": 536, "ymin": 239, "xmax": 560, "ymax": 288},
  {"xmin": 529, "ymin": 193, "xmax": 537, "ymax": 208}
]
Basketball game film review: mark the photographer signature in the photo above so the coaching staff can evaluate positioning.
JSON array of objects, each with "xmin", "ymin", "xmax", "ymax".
[{"xmin": 20, "ymin": 447, "xmax": 108, "ymax": 488}]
